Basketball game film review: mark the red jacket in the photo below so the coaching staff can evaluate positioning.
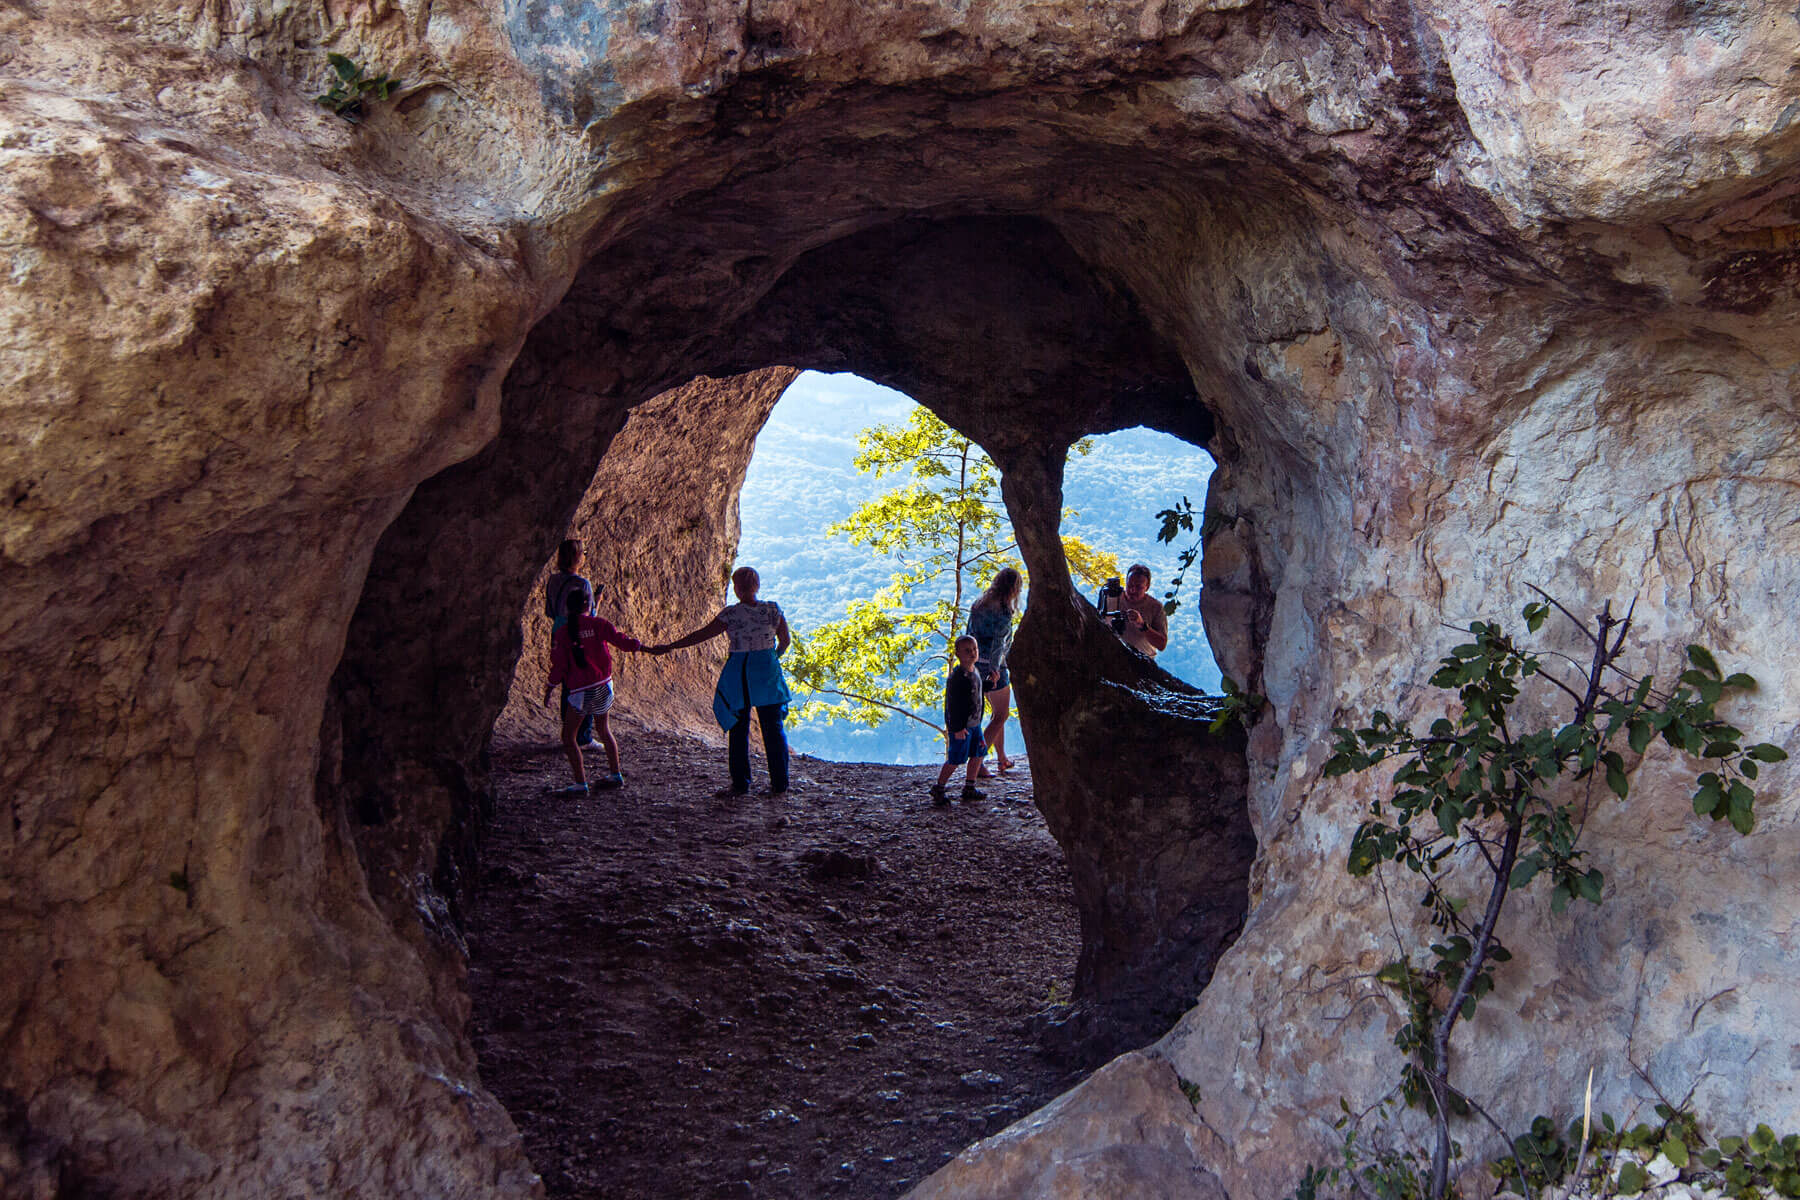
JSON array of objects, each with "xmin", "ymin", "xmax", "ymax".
[{"xmin": 548, "ymin": 615, "xmax": 644, "ymax": 694}]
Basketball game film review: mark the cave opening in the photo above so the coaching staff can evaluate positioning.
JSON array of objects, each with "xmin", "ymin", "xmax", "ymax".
[
  {"xmin": 738, "ymin": 373, "xmax": 1229, "ymax": 767},
  {"xmin": 1058, "ymin": 424, "xmax": 1222, "ymax": 693},
  {"xmin": 321, "ymin": 208, "xmax": 1267, "ymax": 1193}
]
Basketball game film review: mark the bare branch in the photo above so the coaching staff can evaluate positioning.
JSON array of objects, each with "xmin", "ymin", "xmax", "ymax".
[{"xmin": 798, "ymin": 688, "xmax": 940, "ymax": 732}]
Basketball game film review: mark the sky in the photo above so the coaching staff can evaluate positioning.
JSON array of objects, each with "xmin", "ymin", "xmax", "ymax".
[{"xmin": 738, "ymin": 371, "xmax": 1220, "ymax": 764}]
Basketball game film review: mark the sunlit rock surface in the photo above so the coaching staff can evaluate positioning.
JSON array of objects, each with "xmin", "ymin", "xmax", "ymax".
[
  {"xmin": 494, "ymin": 367, "xmax": 798, "ymax": 743},
  {"xmin": 3, "ymin": 0, "xmax": 1798, "ymax": 1195}
]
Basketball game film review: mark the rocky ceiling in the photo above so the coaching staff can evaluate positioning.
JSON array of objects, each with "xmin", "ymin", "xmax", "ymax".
[{"xmin": 4, "ymin": 0, "xmax": 1799, "ymax": 1196}]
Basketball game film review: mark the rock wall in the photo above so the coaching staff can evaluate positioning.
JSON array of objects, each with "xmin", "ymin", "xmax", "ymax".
[
  {"xmin": 495, "ymin": 367, "xmax": 799, "ymax": 744},
  {"xmin": 4, "ymin": 0, "xmax": 1800, "ymax": 1196}
]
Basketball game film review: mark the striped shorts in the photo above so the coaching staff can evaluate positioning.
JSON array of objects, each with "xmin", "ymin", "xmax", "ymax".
[{"xmin": 567, "ymin": 679, "xmax": 615, "ymax": 716}]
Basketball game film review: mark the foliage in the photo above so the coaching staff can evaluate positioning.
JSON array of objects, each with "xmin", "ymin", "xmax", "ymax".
[
  {"xmin": 1152, "ymin": 495, "xmax": 1233, "ymax": 616},
  {"xmin": 1491, "ymin": 1104, "xmax": 1800, "ymax": 1199},
  {"xmin": 1153, "ymin": 496, "xmax": 1202, "ymax": 615},
  {"xmin": 1290, "ymin": 1097, "xmax": 1437, "ymax": 1200},
  {"xmin": 1178, "ymin": 1076, "xmax": 1205, "ymax": 1110},
  {"xmin": 1209, "ymin": 674, "xmax": 1265, "ymax": 734},
  {"xmin": 316, "ymin": 53, "xmax": 400, "ymax": 121},
  {"xmin": 1319, "ymin": 591, "xmax": 1784, "ymax": 1200},
  {"xmin": 785, "ymin": 408, "xmax": 1117, "ymax": 732}
]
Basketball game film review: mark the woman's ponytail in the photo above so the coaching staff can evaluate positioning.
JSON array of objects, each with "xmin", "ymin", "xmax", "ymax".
[{"xmin": 565, "ymin": 589, "xmax": 590, "ymax": 670}]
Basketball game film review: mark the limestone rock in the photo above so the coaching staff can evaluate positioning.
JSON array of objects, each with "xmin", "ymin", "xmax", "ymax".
[
  {"xmin": 4, "ymin": 0, "xmax": 1800, "ymax": 1195},
  {"xmin": 496, "ymin": 368, "xmax": 799, "ymax": 744},
  {"xmin": 908, "ymin": 1051, "xmax": 1229, "ymax": 1200}
]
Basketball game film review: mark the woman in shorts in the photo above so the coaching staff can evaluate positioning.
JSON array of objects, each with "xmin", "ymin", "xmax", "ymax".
[{"xmin": 965, "ymin": 566, "xmax": 1022, "ymax": 774}]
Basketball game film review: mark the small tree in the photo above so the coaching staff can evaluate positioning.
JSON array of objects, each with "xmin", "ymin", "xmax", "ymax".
[
  {"xmin": 785, "ymin": 408, "xmax": 1116, "ymax": 732},
  {"xmin": 1320, "ymin": 591, "xmax": 1785, "ymax": 1200}
]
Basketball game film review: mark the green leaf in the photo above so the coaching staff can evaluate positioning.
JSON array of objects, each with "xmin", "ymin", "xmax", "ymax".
[
  {"xmin": 1752, "ymin": 1125, "xmax": 1777, "ymax": 1155},
  {"xmin": 1437, "ymin": 801, "xmax": 1464, "ymax": 839},
  {"xmin": 1720, "ymin": 1136, "xmax": 1745, "ymax": 1156},
  {"xmin": 1724, "ymin": 672, "xmax": 1757, "ymax": 690},
  {"xmin": 1751, "ymin": 743, "xmax": 1789, "ymax": 763},
  {"xmin": 1374, "ymin": 961, "xmax": 1411, "ymax": 986},
  {"xmin": 1606, "ymin": 759, "xmax": 1629, "ymax": 799},
  {"xmin": 1687, "ymin": 644, "xmax": 1722, "ymax": 677},
  {"xmin": 1576, "ymin": 867, "xmax": 1604, "ymax": 904},
  {"xmin": 1550, "ymin": 882, "xmax": 1571, "ymax": 914},
  {"xmin": 329, "ymin": 52, "xmax": 361, "ymax": 82},
  {"xmin": 1509, "ymin": 856, "xmax": 1542, "ymax": 889},
  {"xmin": 1662, "ymin": 1137, "xmax": 1689, "ymax": 1168},
  {"xmin": 1728, "ymin": 781, "xmax": 1756, "ymax": 835},
  {"xmin": 1616, "ymin": 1159, "xmax": 1648, "ymax": 1194},
  {"xmin": 1432, "ymin": 936, "xmax": 1471, "ymax": 964},
  {"xmin": 1628, "ymin": 719, "xmax": 1653, "ymax": 754},
  {"xmin": 1693, "ymin": 773, "xmax": 1722, "ymax": 816},
  {"xmin": 1347, "ymin": 823, "xmax": 1387, "ymax": 876}
]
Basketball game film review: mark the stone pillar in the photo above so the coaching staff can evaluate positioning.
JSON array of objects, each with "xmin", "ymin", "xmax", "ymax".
[{"xmin": 999, "ymin": 446, "xmax": 1257, "ymax": 1054}]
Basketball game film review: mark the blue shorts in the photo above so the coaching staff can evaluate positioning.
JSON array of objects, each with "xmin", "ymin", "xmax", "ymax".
[
  {"xmin": 945, "ymin": 724, "xmax": 986, "ymax": 766},
  {"xmin": 977, "ymin": 662, "xmax": 1010, "ymax": 693}
]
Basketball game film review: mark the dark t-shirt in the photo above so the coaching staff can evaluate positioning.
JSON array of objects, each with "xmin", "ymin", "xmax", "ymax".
[{"xmin": 943, "ymin": 665, "xmax": 984, "ymax": 732}]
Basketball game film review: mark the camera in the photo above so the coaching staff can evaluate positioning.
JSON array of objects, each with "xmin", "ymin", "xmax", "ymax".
[{"xmin": 1097, "ymin": 577, "xmax": 1128, "ymax": 632}]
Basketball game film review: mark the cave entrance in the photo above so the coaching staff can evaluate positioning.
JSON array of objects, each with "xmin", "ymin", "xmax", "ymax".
[
  {"xmin": 325, "ymin": 210, "xmax": 1265, "ymax": 1191},
  {"xmin": 1059, "ymin": 426, "xmax": 1221, "ymax": 693},
  {"xmin": 740, "ymin": 378, "xmax": 1229, "ymax": 768},
  {"xmin": 737, "ymin": 369, "xmax": 945, "ymax": 766}
]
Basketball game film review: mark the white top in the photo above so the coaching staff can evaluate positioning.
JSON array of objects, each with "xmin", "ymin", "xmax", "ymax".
[{"xmin": 717, "ymin": 600, "xmax": 784, "ymax": 653}]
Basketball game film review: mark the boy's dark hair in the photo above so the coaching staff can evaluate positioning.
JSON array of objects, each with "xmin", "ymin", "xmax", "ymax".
[{"xmin": 557, "ymin": 539, "xmax": 580, "ymax": 572}]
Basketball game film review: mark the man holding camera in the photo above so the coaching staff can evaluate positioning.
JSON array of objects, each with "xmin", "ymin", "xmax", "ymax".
[{"xmin": 1099, "ymin": 563, "xmax": 1169, "ymax": 658}]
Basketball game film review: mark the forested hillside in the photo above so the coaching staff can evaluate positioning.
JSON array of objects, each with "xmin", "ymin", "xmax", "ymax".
[{"xmin": 739, "ymin": 373, "xmax": 1221, "ymax": 763}]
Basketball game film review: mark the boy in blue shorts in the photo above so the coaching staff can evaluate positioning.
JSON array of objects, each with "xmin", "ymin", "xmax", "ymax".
[{"xmin": 930, "ymin": 636, "xmax": 988, "ymax": 806}]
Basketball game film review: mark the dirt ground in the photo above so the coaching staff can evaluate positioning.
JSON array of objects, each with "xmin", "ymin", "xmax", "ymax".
[{"xmin": 468, "ymin": 724, "xmax": 1089, "ymax": 1199}]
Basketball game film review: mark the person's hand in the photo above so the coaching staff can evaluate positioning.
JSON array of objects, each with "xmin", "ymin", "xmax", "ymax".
[
  {"xmin": 985, "ymin": 669, "xmax": 998, "ymax": 685},
  {"xmin": 1126, "ymin": 608, "xmax": 1146, "ymax": 630},
  {"xmin": 542, "ymin": 689, "xmax": 555, "ymax": 706},
  {"xmin": 953, "ymin": 729, "xmax": 967, "ymax": 740}
]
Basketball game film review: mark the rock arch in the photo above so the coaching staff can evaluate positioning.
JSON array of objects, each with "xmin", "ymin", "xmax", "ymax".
[
  {"xmin": 5, "ymin": 2, "xmax": 1799, "ymax": 1197},
  {"xmin": 334, "ymin": 210, "xmax": 1257, "ymax": 1045}
]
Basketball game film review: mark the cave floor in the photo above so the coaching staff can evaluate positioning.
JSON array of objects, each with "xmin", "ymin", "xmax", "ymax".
[{"xmin": 470, "ymin": 726, "xmax": 1087, "ymax": 1199}]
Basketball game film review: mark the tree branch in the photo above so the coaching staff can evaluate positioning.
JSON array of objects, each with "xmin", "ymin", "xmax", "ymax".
[{"xmin": 799, "ymin": 688, "xmax": 942, "ymax": 733}]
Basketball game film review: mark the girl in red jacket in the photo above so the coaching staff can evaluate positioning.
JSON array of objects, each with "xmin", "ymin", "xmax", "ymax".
[{"xmin": 542, "ymin": 589, "xmax": 648, "ymax": 795}]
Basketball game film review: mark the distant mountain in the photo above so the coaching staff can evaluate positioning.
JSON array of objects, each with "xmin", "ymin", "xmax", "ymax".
[{"xmin": 739, "ymin": 372, "xmax": 1220, "ymax": 764}]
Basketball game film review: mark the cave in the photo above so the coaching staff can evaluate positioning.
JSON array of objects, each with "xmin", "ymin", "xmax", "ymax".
[
  {"xmin": 335, "ymin": 211, "xmax": 1258, "ymax": 1052},
  {"xmin": 6, "ymin": 3, "xmax": 1800, "ymax": 1198}
]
